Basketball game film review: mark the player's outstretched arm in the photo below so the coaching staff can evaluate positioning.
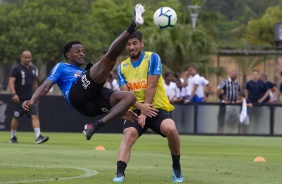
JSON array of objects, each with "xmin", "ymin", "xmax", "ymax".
[{"xmin": 22, "ymin": 80, "xmax": 54, "ymax": 110}]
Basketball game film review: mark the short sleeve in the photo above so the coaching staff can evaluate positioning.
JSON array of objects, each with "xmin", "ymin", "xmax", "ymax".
[
  {"xmin": 117, "ymin": 64, "xmax": 127, "ymax": 87},
  {"xmin": 245, "ymin": 82, "xmax": 249, "ymax": 90},
  {"xmin": 148, "ymin": 53, "xmax": 162, "ymax": 76},
  {"xmin": 10, "ymin": 66, "xmax": 18, "ymax": 78},
  {"xmin": 202, "ymin": 77, "xmax": 209, "ymax": 86},
  {"xmin": 46, "ymin": 63, "xmax": 62, "ymax": 83},
  {"xmin": 217, "ymin": 80, "xmax": 226, "ymax": 89}
]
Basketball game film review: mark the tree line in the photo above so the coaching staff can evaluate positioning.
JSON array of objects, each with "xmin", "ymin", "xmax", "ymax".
[{"xmin": 0, "ymin": 0, "xmax": 282, "ymax": 80}]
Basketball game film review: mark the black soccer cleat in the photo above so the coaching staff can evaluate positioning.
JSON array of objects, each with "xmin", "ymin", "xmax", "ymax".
[
  {"xmin": 10, "ymin": 136, "xmax": 18, "ymax": 144},
  {"xmin": 35, "ymin": 134, "xmax": 49, "ymax": 144},
  {"xmin": 83, "ymin": 124, "xmax": 96, "ymax": 140},
  {"xmin": 83, "ymin": 120, "xmax": 104, "ymax": 140}
]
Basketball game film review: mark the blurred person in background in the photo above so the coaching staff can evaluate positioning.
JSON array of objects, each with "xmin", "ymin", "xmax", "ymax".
[
  {"xmin": 184, "ymin": 65, "xmax": 209, "ymax": 103},
  {"xmin": 163, "ymin": 72, "xmax": 178, "ymax": 103},
  {"xmin": 106, "ymin": 72, "xmax": 119, "ymax": 91},
  {"xmin": 172, "ymin": 78, "xmax": 186, "ymax": 104},
  {"xmin": 9, "ymin": 50, "xmax": 49, "ymax": 144},
  {"xmin": 237, "ymin": 91, "xmax": 252, "ymax": 135},
  {"xmin": 246, "ymin": 70, "xmax": 269, "ymax": 104},
  {"xmin": 216, "ymin": 71, "xmax": 241, "ymax": 103},
  {"xmin": 216, "ymin": 71, "xmax": 241, "ymax": 134},
  {"xmin": 260, "ymin": 72, "xmax": 279, "ymax": 104},
  {"xmin": 279, "ymin": 71, "xmax": 282, "ymax": 102}
]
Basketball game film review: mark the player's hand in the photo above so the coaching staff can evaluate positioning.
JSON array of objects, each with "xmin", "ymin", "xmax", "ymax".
[
  {"xmin": 138, "ymin": 114, "xmax": 147, "ymax": 128},
  {"xmin": 22, "ymin": 100, "xmax": 33, "ymax": 111},
  {"xmin": 12, "ymin": 94, "xmax": 19, "ymax": 103},
  {"xmin": 122, "ymin": 110, "xmax": 138, "ymax": 122},
  {"xmin": 140, "ymin": 103, "xmax": 158, "ymax": 117}
]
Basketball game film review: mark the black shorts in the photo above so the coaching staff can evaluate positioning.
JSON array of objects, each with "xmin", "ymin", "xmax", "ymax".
[
  {"xmin": 124, "ymin": 109, "xmax": 172, "ymax": 137},
  {"xmin": 69, "ymin": 70, "xmax": 115, "ymax": 117},
  {"xmin": 13, "ymin": 99, "xmax": 39, "ymax": 118}
]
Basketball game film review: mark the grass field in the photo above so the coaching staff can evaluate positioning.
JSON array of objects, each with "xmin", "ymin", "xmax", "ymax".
[{"xmin": 0, "ymin": 132, "xmax": 281, "ymax": 184}]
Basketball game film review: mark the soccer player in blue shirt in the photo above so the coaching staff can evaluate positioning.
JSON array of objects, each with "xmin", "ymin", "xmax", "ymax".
[{"xmin": 22, "ymin": 4, "xmax": 145, "ymax": 140}]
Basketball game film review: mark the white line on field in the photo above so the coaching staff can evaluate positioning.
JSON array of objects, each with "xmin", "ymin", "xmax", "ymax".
[{"xmin": 0, "ymin": 165, "xmax": 98, "ymax": 183}]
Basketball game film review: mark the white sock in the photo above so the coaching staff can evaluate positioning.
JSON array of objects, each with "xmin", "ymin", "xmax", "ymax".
[
  {"xmin": 11, "ymin": 130, "xmax": 16, "ymax": 138},
  {"xmin": 34, "ymin": 128, "xmax": 41, "ymax": 138}
]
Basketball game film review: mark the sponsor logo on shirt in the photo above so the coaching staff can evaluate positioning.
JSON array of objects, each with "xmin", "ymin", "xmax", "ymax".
[
  {"xmin": 81, "ymin": 74, "xmax": 90, "ymax": 89},
  {"xmin": 101, "ymin": 108, "xmax": 109, "ymax": 113},
  {"xmin": 74, "ymin": 73, "xmax": 80, "ymax": 77},
  {"xmin": 123, "ymin": 63, "xmax": 129, "ymax": 68},
  {"xmin": 128, "ymin": 79, "xmax": 147, "ymax": 91}
]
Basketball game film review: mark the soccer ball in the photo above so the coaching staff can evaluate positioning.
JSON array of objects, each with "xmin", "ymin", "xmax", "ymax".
[{"xmin": 153, "ymin": 7, "xmax": 177, "ymax": 29}]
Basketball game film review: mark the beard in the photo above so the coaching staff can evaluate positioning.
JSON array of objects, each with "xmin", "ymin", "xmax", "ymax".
[{"xmin": 130, "ymin": 50, "xmax": 142, "ymax": 60}]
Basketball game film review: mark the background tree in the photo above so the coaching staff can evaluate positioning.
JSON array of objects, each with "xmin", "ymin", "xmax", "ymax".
[{"xmin": 245, "ymin": 6, "xmax": 282, "ymax": 47}]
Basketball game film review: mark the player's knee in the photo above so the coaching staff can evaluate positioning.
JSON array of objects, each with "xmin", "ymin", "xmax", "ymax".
[
  {"xmin": 162, "ymin": 121, "xmax": 178, "ymax": 137},
  {"xmin": 127, "ymin": 91, "xmax": 136, "ymax": 105},
  {"xmin": 123, "ymin": 128, "xmax": 138, "ymax": 145}
]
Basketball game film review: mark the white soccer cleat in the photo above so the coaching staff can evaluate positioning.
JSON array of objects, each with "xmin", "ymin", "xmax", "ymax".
[{"xmin": 134, "ymin": 4, "xmax": 145, "ymax": 29}]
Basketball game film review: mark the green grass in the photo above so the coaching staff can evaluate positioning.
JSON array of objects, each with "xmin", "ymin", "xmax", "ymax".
[{"xmin": 0, "ymin": 132, "xmax": 281, "ymax": 183}]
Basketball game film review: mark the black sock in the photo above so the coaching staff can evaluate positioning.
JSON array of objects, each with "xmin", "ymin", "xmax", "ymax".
[
  {"xmin": 171, "ymin": 154, "xmax": 181, "ymax": 170},
  {"xmin": 93, "ymin": 119, "xmax": 104, "ymax": 130},
  {"xmin": 116, "ymin": 160, "xmax": 127, "ymax": 176},
  {"xmin": 127, "ymin": 21, "xmax": 136, "ymax": 34}
]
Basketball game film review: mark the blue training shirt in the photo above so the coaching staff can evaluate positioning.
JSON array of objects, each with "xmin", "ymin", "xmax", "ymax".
[
  {"xmin": 118, "ymin": 52, "xmax": 162, "ymax": 87},
  {"xmin": 46, "ymin": 62, "xmax": 83, "ymax": 106}
]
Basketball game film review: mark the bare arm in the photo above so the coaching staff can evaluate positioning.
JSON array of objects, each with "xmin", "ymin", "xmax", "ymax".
[
  {"xmin": 9, "ymin": 77, "xmax": 19, "ymax": 103},
  {"xmin": 144, "ymin": 75, "xmax": 159, "ymax": 104},
  {"xmin": 120, "ymin": 83, "xmax": 158, "ymax": 117},
  {"xmin": 22, "ymin": 80, "xmax": 54, "ymax": 110},
  {"xmin": 9, "ymin": 77, "xmax": 16, "ymax": 95},
  {"xmin": 189, "ymin": 84, "xmax": 199, "ymax": 101},
  {"xmin": 33, "ymin": 80, "xmax": 39, "ymax": 91},
  {"xmin": 258, "ymin": 90, "xmax": 270, "ymax": 103}
]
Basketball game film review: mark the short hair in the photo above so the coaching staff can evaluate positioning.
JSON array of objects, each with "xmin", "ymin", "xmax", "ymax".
[
  {"xmin": 21, "ymin": 50, "xmax": 32, "ymax": 57},
  {"xmin": 129, "ymin": 31, "xmax": 142, "ymax": 41},
  {"xmin": 238, "ymin": 91, "xmax": 246, "ymax": 98},
  {"xmin": 252, "ymin": 69, "xmax": 260, "ymax": 73},
  {"xmin": 260, "ymin": 72, "xmax": 267, "ymax": 79},
  {"xmin": 164, "ymin": 72, "xmax": 172, "ymax": 78},
  {"xmin": 187, "ymin": 65, "xmax": 196, "ymax": 70},
  {"xmin": 63, "ymin": 41, "xmax": 82, "ymax": 60}
]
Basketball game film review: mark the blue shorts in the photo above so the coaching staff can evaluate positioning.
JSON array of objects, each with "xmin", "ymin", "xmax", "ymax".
[{"xmin": 185, "ymin": 95, "xmax": 204, "ymax": 102}]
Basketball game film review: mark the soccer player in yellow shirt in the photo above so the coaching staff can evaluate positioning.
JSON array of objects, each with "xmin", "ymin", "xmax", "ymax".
[{"xmin": 113, "ymin": 31, "xmax": 183, "ymax": 183}]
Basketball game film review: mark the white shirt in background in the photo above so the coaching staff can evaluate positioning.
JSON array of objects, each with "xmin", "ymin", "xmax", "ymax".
[
  {"xmin": 186, "ymin": 74, "xmax": 201, "ymax": 96},
  {"xmin": 106, "ymin": 79, "xmax": 120, "ymax": 91},
  {"xmin": 196, "ymin": 76, "xmax": 209, "ymax": 98},
  {"xmin": 176, "ymin": 87, "xmax": 186, "ymax": 99},
  {"xmin": 164, "ymin": 81, "xmax": 177, "ymax": 100}
]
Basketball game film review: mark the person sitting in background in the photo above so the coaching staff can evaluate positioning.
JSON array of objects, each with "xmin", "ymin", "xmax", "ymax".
[{"xmin": 237, "ymin": 91, "xmax": 252, "ymax": 135}]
